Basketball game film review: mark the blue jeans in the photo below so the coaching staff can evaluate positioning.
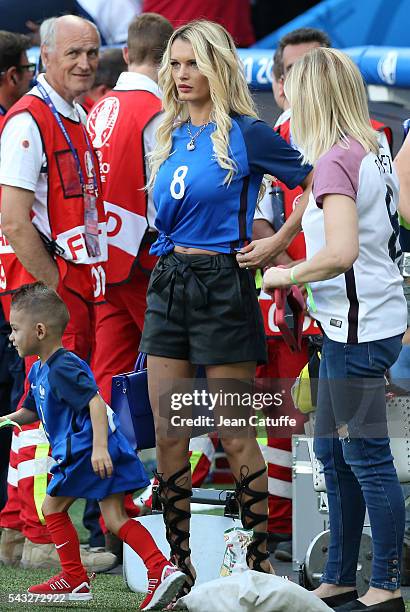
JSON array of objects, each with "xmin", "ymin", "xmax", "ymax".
[
  {"xmin": 390, "ymin": 344, "xmax": 410, "ymax": 385},
  {"xmin": 314, "ymin": 333, "xmax": 404, "ymax": 590}
]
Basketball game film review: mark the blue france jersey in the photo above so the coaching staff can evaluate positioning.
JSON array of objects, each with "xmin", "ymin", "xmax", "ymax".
[
  {"xmin": 151, "ymin": 115, "xmax": 312, "ymax": 255},
  {"xmin": 23, "ymin": 349, "xmax": 110, "ymax": 463},
  {"xmin": 23, "ymin": 348, "xmax": 149, "ymax": 499}
]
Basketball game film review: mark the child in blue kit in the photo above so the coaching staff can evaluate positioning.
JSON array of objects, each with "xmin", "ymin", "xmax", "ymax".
[{"xmin": 1, "ymin": 282, "xmax": 185, "ymax": 610}]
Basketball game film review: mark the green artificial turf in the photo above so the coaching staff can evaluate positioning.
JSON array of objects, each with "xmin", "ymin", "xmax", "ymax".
[
  {"xmin": 0, "ymin": 499, "xmax": 146, "ymax": 610},
  {"xmin": 0, "ymin": 565, "xmax": 409, "ymax": 611},
  {"xmin": 68, "ymin": 499, "xmax": 88, "ymax": 544},
  {"xmin": 0, "ymin": 565, "xmax": 143, "ymax": 610}
]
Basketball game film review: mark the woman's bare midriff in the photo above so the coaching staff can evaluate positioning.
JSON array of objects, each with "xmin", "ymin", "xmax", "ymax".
[{"xmin": 174, "ymin": 245, "xmax": 219, "ymax": 255}]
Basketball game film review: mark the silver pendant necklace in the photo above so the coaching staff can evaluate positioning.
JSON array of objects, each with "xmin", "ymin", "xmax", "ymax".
[{"xmin": 186, "ymin": 118, "xmax": 209, "ymax": 151}]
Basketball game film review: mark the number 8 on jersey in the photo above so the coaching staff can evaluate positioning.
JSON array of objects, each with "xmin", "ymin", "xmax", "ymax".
[{"xmin": 170, "ymin": 165, "xmax": 188, "ymax": 200}]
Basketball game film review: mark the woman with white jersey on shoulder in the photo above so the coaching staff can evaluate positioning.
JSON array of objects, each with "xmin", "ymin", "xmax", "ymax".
[{"xmin": 263, "ymin": 47, "xmax": 407, "ymax": 612}]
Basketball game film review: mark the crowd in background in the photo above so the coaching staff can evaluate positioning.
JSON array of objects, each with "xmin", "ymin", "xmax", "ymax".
[{"xmin": 0, "ymin": 0, "xmax": 321, "ymax": 46}]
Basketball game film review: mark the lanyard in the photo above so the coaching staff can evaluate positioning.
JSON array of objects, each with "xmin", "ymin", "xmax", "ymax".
[
  {"xmin": 0, "ymin": 104, "xmax": 6, "ymax": 116},
  {"xmin": 37, "ymin": 80, "xmax": 101, "ymax": 258},
  {"xmin": 36, "ymin": 81, "xmax": 98, "ymax": 195}
]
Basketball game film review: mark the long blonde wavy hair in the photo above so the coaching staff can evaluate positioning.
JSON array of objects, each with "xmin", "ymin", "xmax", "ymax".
[
  {"xmin": 284, "ymin": 47, "xmax": 379, "ymax": 165},
  {"xmin": 147, "ymin": 20, "xmax": 258, "ymax": 188}
]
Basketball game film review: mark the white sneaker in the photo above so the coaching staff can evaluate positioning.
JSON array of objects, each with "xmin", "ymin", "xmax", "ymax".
[{"xmin": 139, "ymin": 563, "xmax": 186, "ymax": 611}]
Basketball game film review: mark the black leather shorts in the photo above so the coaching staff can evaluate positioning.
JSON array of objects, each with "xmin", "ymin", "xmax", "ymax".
[{"xmin": 139, "ymin": 252, "xmax": 267, "ymax": 365}]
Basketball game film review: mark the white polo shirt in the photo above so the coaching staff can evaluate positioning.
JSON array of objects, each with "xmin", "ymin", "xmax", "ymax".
[{"xmin": 0, "ymin": 73, "xmax": 86, "ymax": 241}]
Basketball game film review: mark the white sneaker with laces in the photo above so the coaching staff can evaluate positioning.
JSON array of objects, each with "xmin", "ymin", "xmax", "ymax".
[
  {"xmin": 28, "ymin": 572, "xmax": 92, "ymax": 601},
  {"xmin": 139, "ymin": 563, "xmax": 186, "ymax": 611}
]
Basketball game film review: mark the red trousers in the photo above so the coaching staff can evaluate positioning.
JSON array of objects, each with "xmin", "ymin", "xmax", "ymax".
[
  {"xmin": 256, "ymin": 337, "xmax": 308, "ymax": 535},
  {"xmin": 0, "ymin": 288, "xmax": 93, "ymax": 543},
  {"xmin": 92, "ymin": 265, "xmax": 152, "ymax": 405}
]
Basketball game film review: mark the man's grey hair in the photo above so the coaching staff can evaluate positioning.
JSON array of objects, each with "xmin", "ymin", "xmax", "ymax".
[
  {"xmin": 40, "ymin": 15, "xmax": 101, "ymax": 50},
  {"xmin": 40, "ymin": 17, "xmax": 57, "ymax": 48}
]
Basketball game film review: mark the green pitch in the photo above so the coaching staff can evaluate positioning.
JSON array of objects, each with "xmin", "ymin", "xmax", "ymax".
[
  {"xmin": 0, "ymin": 500, "xmax": 145, "ymax": 610},
  {"xmin": 0, "ymin": 566, "xmax": 144, "ymax": 611},
  {"xmin": 0, "ymin": 566, "xmax": 409, "ymax": 611}
]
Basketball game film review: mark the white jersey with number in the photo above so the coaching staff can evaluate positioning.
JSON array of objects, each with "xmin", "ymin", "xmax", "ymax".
[{"xmin": 302, "ymin": 137, "xmax": 406, "ymax": 343}]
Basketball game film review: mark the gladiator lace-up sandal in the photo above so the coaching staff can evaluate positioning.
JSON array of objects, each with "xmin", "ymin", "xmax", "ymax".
[
  {"xmin": 234, "ymin": 465, "xmax": 271, "ymax": 573},
  {"xmin": 154, "ymin": 464, "xmax": 196, "ymax": 597}
]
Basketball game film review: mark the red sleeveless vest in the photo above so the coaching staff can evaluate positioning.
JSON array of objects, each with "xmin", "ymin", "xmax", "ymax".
[
  {"xmin": 87, "ymin": 90, "xmax": 161, "ymax": 285},
  {"xmin": 0, "ymin": 94, "xmax": 107, "ymax": 303}
]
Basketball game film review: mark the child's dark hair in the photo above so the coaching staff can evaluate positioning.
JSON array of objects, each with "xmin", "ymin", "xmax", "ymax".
[{"xmin": 11, "ymin": 282, "xmax": 70, "ymax": 335}]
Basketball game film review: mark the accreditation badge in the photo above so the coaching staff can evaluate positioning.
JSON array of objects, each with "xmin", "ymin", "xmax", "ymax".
[{"xmin": 84, "ymin": 192, "xmax": 101, "ymax": 258}]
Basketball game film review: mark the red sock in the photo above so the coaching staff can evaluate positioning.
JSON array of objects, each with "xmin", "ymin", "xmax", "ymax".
[
  {"xmin": 45, "ymin": 512, "xmax": 87, "ymax": 581},
  {"xmin": 118, "ymin": 519, "xmax": 167, "ymax": 571}
]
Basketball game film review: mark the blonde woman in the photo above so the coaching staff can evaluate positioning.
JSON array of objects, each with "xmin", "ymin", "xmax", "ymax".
[
  {"xmin": 263, "ymin": 48, "xmax": 407, "ymax": 611},
  {"xmin": 139, "ymin": 19, "xmax": 312, "ymax": 593}
]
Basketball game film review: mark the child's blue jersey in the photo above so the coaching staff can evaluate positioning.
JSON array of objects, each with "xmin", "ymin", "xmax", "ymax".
[
  {"xmin": 24, "ymin": 349, "xmax": 103, "ymax": 462},
  {"xmin": 23, "ymin": 349, "xmax": 149, "ymax": 499},
  {"xmin": 151, "ymin": 115, "xmax": 312, "ymax": 256}
]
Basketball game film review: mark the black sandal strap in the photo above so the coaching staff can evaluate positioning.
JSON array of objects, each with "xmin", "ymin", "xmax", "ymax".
[
  {"xmin": 234, "ymin": 465, "xmax": 270, "ymax": 573},
  {"xmin": 246, "ymin": 532, "xmax": 270, "ymax": 572},
  {"xmin": 154, "ymin": 464, "xmax": 195, "ymax": 592}
]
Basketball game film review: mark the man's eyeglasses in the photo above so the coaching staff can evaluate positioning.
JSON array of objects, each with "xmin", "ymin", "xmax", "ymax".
[{"xmin": 16, "ymin": 63, "xmax": 37, "ymax": 75}]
